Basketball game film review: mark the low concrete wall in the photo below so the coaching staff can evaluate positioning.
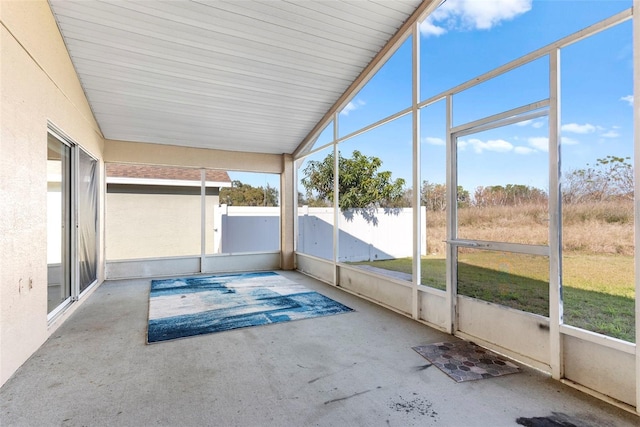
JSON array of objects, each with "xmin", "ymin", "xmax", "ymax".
[
  {"xmin": 106, "ymin": 256, "xmax": 202, "ymax": 279},
  {"xmin": 457, "ymin": 296, "xmax": 551, "ymax": 370},
  {"xmin": 296, "ymin": 253, "xmax": 335, "ymax": 284},
  {"xmin": 295, "ymin": 254, "xmax": 640, "ymax": 411},
  {"xmin": 338, "ymin": 266, "xmax": 413, "ymax": 316},
  {"xmin": 563, "ymin": 334, "xmax": 635, "ymax": 407},
  {"xmin": 106, "ymin": 252, "xmax": 280, "ymax": 280},
  {"xmin": 418, "ymin": 290, "xmax": 448, "ymax": 332},
  {"xmin": 203, "ymin": 253, "xmax": 280, "ymax": 274}
]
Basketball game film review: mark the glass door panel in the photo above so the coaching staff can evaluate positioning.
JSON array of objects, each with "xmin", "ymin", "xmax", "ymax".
[
  {"xmin": 47, "ymin": 134, "xmax": 71, "ymax": 314},
  {"xmin": 78, "ymin": 149, "xmax": 98, "ymax": 293}
]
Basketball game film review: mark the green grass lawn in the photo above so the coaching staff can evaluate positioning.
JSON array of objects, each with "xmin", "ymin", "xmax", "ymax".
[{"xmin": 352, "ymin": 253, "xmax": 635, "ymax": 342}]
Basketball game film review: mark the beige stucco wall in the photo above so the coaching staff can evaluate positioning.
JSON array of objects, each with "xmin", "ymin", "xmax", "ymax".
[
  {"xmin": 103, "ymin": 141, "xmax": 294, "ymax": 267},
  {"xmin": 106, "ymin": 192, "xmax": 218, "ymax": 260},
  {"xmin": 0, "ymin": 1, "xmax": 105, "ymax": 386},
  {"xmin": 104, "ymin": 139, "xmax": 283, "ymax": 173},
  {"xmin": 281, "ymin": 154, "xmax": 295, "ymax": 269}
]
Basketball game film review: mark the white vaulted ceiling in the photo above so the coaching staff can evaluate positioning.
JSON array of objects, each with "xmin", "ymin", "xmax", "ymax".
[{"xmin": 48, "ymin": 0, "xmax": 426, "ymax": 155}]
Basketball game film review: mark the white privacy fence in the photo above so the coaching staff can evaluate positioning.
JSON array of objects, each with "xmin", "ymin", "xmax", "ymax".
[
  {"xmin": 216, "ymin": 205, "xmax": 280, "ymax": 253},
  {"xmin": 298, "ymin": 206, "xmax": 427, "ymax": 262},
  {"xmin": 217, "ymin": 206, "xmax": 426, "ymax": 261}
]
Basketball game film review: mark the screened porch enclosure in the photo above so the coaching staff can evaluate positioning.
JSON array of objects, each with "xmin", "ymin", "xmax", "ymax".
[
  {"xmin": 2, "ymin": 0, "xmax": 639, "ymax": 419},
  {"xmin": 294, "ymin": 4, "xmax": 638, "ymax": 411},
  {"xmin": 94, "ymin": 3, "xmax": 640, "ymax": 412}
]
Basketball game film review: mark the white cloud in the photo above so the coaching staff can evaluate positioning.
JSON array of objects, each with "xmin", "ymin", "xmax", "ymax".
[
  {"xmin": 561, "ymin": 123, "xmax": 596, "ymax": 134},
  {"xmin": 526, "ymin": 136, "xmax": 578, "ymax": 150},
  {"xmin": 620, "ymin": 95, "xmax": 634, "ymax": 106},
  {"xmin": 420, "ymin": 0, "xmax": 532, "ymax": 37},
  {"xmin": 562, "ymin": 137, "xmax": 579, "ymax": 145},
  {"xmin": 600, "ymin": 130, "xmax": 620, "ymax": 138},
  {"xmin": 516, "ymin": 118, "xmax": 545, "ymax": 129},
  {"xmin": 423, "ymin": 136, "xmax": 445, "ymax": 146},
  {"xmin": 419, "ymin": 20, "xmax": 447, "ymax": 37},
  {"xmin": 514, "ymin": 146, "xmax": 535, "ymax": 155},
  {"xmin": 340, "ymin": 102, "xmax": 357, "ymax": 116},
  {"xmin": 461, "ymin": 138, "xmax": 513, "ymax": 153},
  {"xmin": 340, "ymin": 99, "xmax": 366, "ymax": 116},
  {"xmin": 528, "ymin": 137, "xmax": 548, "ymax": 152}
]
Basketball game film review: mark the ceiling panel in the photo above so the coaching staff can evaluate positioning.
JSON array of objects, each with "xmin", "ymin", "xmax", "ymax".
[{"xmin": 49, "ymin": 0, "xmax": 424, "ymax": 154}]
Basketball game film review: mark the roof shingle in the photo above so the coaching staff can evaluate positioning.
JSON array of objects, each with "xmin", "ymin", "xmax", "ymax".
[{"xmin": 106, "ymin": 163, "xmax": 231, "ymax": 183}]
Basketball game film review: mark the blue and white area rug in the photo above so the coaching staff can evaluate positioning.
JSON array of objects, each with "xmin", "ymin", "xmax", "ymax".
[{"xmin": 147, "ymin": 272, "xmax": 353, "ymax": 343}]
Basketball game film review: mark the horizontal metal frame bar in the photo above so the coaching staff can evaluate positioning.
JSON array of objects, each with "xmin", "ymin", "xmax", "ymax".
[
  {"xmin": 297, "ymin": 107, "xmax": 414, "ymax": 162},
  {"xmin": 47, "ymin": 298, "xmax": 73, "ymax": 323},
  {"xmin": 418, "ymin": 95, "xmax": 447, "ymax": 110},
  {"xmin": 454, "ymin": 108, "xmax": 549, "ymax": 139},
  {"xmin": 335, "ymin": 107, "xmax": 412, "ymax": 145},
  {"xmin": 337, "ymin": 263, "xmax": 414, "ymax": 289},
  {"xmin": 294, "ymin": 251, "xmax": 334, "ymax": 264},
  {"xmin": 448, "ymin": 239, "xmax": 550, "ymax": 257},
  {"xmin": 560, "ymin": 324, "xmax": 635, "ymax": 355},
  {"xmin": 451, "ymin": 99, "xmax": 549, "ymax": 136},
  {"xmin": 297, "ymin": 140, "xmax": 335, "ymax": 162},
  {"xmin": 417, "ymin": 284, "xmax": 446, "ymax": 296}
]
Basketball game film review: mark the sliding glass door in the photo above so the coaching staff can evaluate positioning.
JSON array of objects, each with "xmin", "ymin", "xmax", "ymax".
[{"xmin": 47, "ymin": 128, "xmax": 99, "ymax": 317}]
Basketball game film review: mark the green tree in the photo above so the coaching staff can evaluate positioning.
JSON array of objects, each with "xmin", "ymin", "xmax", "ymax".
[
  {"xmin": 301, "ymin": 150, "xmax": 406, "ymax": 210},
  {"xmin": 457, "ymin": 186, "xmax": 471, "ymax": 208},
  {"xmin": 220, "ymin": 180, "xmax": 279, "ymax": 206}
]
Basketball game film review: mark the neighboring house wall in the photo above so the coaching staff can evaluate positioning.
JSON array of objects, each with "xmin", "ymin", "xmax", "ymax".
[
  {"xmin": 106, "ymin": 202, "xmax": 284, "ymax": 260},
  {"xmin": 0, "ymin": 1, "xmax": 105, "ymax": 386},
  {"xmin": 106, "ymin": 187, "xmax": 219, "ymax": 259}
]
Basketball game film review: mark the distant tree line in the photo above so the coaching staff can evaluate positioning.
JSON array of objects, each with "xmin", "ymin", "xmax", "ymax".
[
  {"xmin": 420, "ymin": 182, "xmax": 470, "ymax": 210},
  {"xmin": 472, "ymin": 184, "xmax": 547, "ymax": 207},
  {"xmin": 220, "ymin": 180, "xmax": 279, "ymax": 206},
  {"xmin": 298, "ymin": 151, "xmax": 633, "ymax": 211},
  {"xmin": 562, "ymin": 156, "xmax": 633, "ymax": 204}
]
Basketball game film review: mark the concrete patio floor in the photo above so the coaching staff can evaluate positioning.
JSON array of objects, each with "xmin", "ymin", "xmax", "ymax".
[{"xmin": 1, "ymin": 270, "xmax": 638, "ymax": 426}]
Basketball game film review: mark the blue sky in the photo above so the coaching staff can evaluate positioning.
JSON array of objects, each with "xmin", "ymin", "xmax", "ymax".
[{"xmin": 299, "ymin": 0, "xmax": 634, "ymax": 195}]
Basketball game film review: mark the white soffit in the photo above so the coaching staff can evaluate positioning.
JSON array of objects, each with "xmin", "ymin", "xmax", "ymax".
[{"xmin": 48, "ymin": 0, "xmax": 423, "ymax": 154}]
